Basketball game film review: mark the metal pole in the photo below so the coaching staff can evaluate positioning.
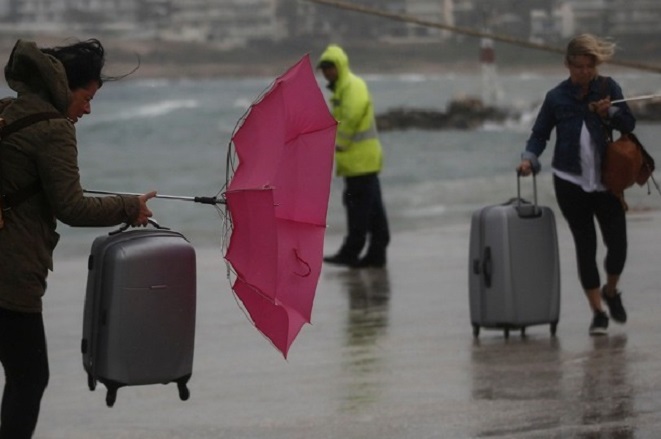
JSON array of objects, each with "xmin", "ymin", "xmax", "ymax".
[
  {"xmin": 84, "ymin": 189, "xmax": 225, "ymax": 205},
  {"xmin": 611, "ymin": 94, "xmax": 661, "ymax": 104}
]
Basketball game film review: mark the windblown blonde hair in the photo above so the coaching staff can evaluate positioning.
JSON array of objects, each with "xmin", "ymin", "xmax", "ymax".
[{"xmin": 565, "ymin": 34, "xmax": 616, "ymax": 65}]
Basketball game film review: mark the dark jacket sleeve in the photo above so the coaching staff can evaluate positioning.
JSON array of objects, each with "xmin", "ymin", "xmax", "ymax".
[{"xmin": 522, "ymin": 92, "xmax": 555, "ymax": 172}]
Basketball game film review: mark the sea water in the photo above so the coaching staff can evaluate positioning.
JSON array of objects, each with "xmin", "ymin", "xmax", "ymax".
[{"xmin": 1, "ymin": 70, "xmax": 659, "ymax": 259}]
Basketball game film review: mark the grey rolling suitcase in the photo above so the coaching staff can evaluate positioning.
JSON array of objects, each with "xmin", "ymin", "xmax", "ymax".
[
  {"xmin": 469, "ymin": 174, "xmax": 560, "ymax": 338},
  {"xmin": 82, "ymin": 221, "xmax": 196, "ymax": 407}
]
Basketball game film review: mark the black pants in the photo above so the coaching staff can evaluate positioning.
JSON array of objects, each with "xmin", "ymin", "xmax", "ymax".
[
  {"xmin": 0, "ymin": 307, "xmax": 49, "ymax": 439},
  {"xmin": 339, "ymin": 173, "xmax": 390, "ymax": 260},
  {"xmin": 554, "ymin": 175, "xmax": 627, "ymax": 291}
]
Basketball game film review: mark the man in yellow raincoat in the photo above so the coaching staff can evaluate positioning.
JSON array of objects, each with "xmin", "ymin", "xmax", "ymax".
[{"xmin": 318, "ymin": 44, "xmax": 390, "ymax": 268}]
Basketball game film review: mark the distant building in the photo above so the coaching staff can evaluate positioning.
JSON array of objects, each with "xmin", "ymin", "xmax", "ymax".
[
  {"xmin": 2, "ymin": 0, "xmax": 68, "ymax": 32},
  {"xmin": 601, "ymin": 0, "xmax": 661, "ymax": 37},
  {"xmin": 403, "ymin": 0, "xmax": 451, "ymax": 41},
  {"xmin": 530, "ymin": 0, "xmax": 661, "ymax": 42},
  {"xmin": 0, "ymin": 0, "xmax": 659, "ymax": 49},
  {"xmin": 164, "ymin": 0, "xmax": 283, "ymax": 46},
  {"xmin": 138, "ymin": 0, "xmax": 173, "ymax": 31},
  {"xmin": 300, "ymin": 0, "xmax": 408, "ymax": 42},
  {"xmin": 10, "ymin": 0, "xmax": 141, "ymax": 31}
]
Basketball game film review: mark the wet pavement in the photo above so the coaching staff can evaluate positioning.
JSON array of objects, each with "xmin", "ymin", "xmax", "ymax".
[{"xmin": 19, "ymin": 211, "xmax": 661, "ymax": 437}]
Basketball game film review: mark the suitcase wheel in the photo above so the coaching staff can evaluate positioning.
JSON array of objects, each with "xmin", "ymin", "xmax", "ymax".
[
  {"xmin": 520, "ymin": 327, "xmax": 526, "ymax": 337},
  {"xmin": 106, "ymin": 388, "xmax": 117, "ymax": 407},
  {"xmin": 504, "ymin": 328, "xmax": 510, "ymax": 339},
  {"xmin": 472, "ymin": 324, "xmax": 480, "ymax": 338},
  {"xmin": 87, "ymin": 373, "xmax": 97, "ymax": 391},
  {"xmin": 177, "ymin": 381, "xmax": 190, "ymax": 401},
  {"xmin": 550, "ymin": 322, "xmax": 558, "ymax": 336}
]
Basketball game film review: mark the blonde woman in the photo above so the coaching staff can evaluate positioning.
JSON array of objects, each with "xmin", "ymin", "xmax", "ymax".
[{"xmin": 517, "ymin": 34, "xmax": 635, "ymax": 335}]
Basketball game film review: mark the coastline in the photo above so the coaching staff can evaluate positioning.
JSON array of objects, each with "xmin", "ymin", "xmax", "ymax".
[
  {"xmin": 0, "ymin": 34, "xmax": 651, "ymax": 80},
  {"xmin": 115, "ymin": 60, "xmax": 572, "ymax": 81}
]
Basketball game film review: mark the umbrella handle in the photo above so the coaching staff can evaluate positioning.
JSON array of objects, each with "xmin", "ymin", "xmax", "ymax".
[{"xmin": 194, "ymin": 196, "xmax": 225, "ymax": 205}]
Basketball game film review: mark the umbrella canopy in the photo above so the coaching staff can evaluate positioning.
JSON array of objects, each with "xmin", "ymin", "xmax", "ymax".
[{"xmin": 224, "ymin": 55, "xmax": 337, "ymax": 357}]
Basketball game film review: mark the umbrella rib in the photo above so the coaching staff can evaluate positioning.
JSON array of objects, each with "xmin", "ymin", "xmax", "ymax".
[
  {"xmin": 285, "ymin": 123, "xmax": 337, "ymax": 145},
  {"xmin": 293, "ymin": 248, "xmax": 311, "ymax": 277},
  {"xmin": 279, "ymin": 216, "xmax": 327, "ymax": 228},
  {"xmin": 232, "ymin": 273, "xmax": 278, "ymax": 306}
]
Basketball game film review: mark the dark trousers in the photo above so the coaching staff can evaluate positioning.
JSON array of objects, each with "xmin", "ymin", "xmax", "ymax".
[
  {"xmin": 339, "ymin": 173, "xmax": 390, "ymax": 260},
  {"xmin": 0, "ymin": 307, "xmax": 49, "ymax": 439},
  {"xmin": 553, "ymin": 175, "xmax": 627, "ymax": 291}
]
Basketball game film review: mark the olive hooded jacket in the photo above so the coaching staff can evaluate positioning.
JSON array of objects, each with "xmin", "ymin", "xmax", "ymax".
[
  {"xmin": 0, "ymin": 40, "xmax": 141, "ymax": 313},
  {"xmin": 318, "ymin": 44, "xmax": 383, "ymax": 177}
]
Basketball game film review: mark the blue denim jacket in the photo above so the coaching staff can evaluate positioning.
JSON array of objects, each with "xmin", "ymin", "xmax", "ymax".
[{"xmin": 522, "ymin": 75, "xmax": 636, "ymax": 174}]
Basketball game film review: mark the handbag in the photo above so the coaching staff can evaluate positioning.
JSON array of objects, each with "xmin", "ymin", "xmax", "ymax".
[
  {"xmin": 602, "ymin": 131, "xmax": 658, "ymax": 210},
  {"xmin": 597, "ymin": 77, "xmax": 659, "ymax": 210}
]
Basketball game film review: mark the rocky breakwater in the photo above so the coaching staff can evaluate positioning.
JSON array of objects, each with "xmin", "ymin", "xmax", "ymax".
[{"xmin": 376, "ymin": 97, "xmax": 518, "ymax": 131}]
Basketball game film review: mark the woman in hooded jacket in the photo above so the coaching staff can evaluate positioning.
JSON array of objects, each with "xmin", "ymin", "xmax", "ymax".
[{"xmin": 0, "ymin": 39, "xmax": 155, "ymax": 438}]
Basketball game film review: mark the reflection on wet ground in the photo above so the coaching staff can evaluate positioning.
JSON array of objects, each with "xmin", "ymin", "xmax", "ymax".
[
  {"xmin": 577, "ymin": 336, "xmax": 635, "ymax": 439},
  {"xmin": 315, "ymin": 221, "xmax": 661, "ymax": 438},
  {"xmin": 471, "ymin": 337, "xmax": 562, "ymax": 401},
  {"xmin": 33, "ymin": 222, "xmax": 661, "ymax": 437},
  {"xmin": 469, "ymin": 334, "xmax": 640, "ymax": 438},
  {"xmin": 338, "ymin": 269, "xmax": 391, "ymax": 412}
]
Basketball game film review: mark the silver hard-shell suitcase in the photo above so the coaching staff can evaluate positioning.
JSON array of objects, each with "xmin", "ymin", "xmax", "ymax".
[
  {"xmin": 468, "ymin": 174, "xmax": 560, "ymax": 338},
  {"xmin": 81, "ymin": 221, "xmax": 196, "ymax": 407}
]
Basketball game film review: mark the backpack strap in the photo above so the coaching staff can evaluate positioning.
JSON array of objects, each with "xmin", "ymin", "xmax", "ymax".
[
  {"xmin": 0, "ymin": 112, "xmax": 64, "ymax": 139},
  {"xmin": 0, "ymin": 112, "xmax": 66, "ymax": 210}
]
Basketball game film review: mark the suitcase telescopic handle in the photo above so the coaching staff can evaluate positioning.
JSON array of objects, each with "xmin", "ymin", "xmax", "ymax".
[
  {"xmin": 516, "ymin": 171, "xmax": 541, "ymax": 218},
  {"xmin": 516, "ymin": 171, "xmax": 537, "ymax": 206}
]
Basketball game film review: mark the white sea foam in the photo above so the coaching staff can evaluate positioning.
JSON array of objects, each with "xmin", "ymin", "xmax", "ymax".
[
  {"xmin": 232, "ymin": 97, "xmax": 254, "ymax": 109},
  {"xmin": 127, "ymin": 99, "xmax": 200, "ymax": 118},
  {"xmin": 87, "ymin": 99, "xmax": 200, "ymax": 125}
]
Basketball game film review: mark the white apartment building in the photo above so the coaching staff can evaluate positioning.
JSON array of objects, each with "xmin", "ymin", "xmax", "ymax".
[
  {"xmin": 165, "ymin": 0, "xmax": 283, "ymax": 46},
  {"xmin": 404, "ymin": 0, "xmax": 454, "ymax": 40},
  {"xmin": 530, "ymin": 0, "xmax": 661, "ymax": 41},
  {"xmin": 2, "ymin": 0, "xmax": 68, "ymax": 32},
  {"xmin": 603, "ymin": 0, "xmax": 661, "ymax": 37},
  {"xmin": 0, "ymin": 0, "xmax": 660, "ymax": 45},
  {"xmin": 1, "ymin": 0, "xmax": 140, "ymax": 32}
]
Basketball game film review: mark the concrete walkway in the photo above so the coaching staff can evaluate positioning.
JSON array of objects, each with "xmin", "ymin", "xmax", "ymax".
[{"xmin": 24, "ymin": 210, "xmax": 661, "ymax": 438}]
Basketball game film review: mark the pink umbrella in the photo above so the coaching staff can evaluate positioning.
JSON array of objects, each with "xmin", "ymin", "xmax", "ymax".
[
  {"xmin": 84, "ymin": 55, "xmax": 336, "ymax": 358},
  {"xmin": 224, "ymin": 55, "xmax": 337, "ymax": 358}
]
